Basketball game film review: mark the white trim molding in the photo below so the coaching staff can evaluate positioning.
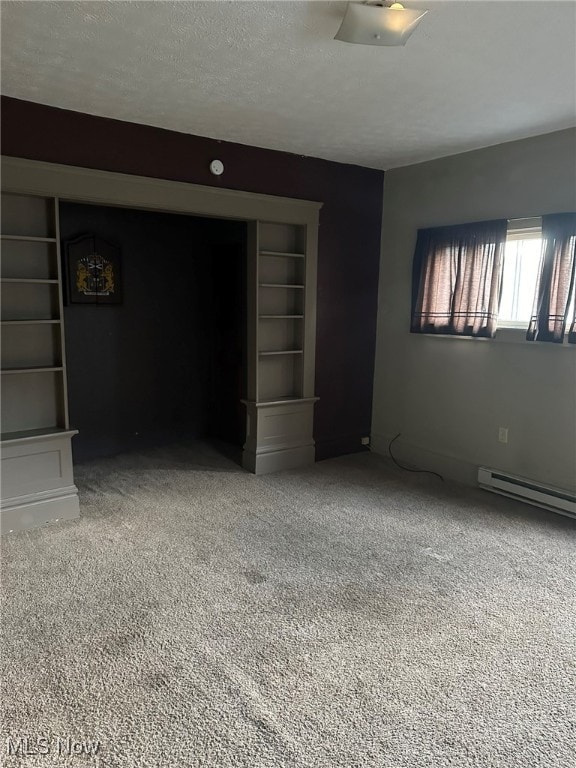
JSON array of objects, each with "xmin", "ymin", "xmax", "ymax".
[{"xmin": 1, "ymin": 157, "xmax": 322, "ymax": 224}]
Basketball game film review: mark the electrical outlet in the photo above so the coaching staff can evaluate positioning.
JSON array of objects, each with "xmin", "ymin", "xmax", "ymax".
[
  {"xmin": 361, "ymin": 436, "xmax": 370, "ymax": 446},
  {"xmin": 498, "ymin": 427, "xmax": 508, "ymax": 444}
]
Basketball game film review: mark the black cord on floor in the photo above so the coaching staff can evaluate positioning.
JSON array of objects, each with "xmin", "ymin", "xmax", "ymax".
[{"xmin": 388, "ymin": 433, "xmax": 444, "ymax": 482}]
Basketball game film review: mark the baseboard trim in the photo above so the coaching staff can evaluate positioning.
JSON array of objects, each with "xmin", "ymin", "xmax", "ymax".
[
  {"xmin": 1, "ymin": 485, "xmax": 80, "ymax": 534},
  {"xmin": 370, "ymin": 432, "xmax": 477, "ymax": 486},
  {"xmin": 243, "ymin": 444, "xmax": 315, "ymax": 475}
]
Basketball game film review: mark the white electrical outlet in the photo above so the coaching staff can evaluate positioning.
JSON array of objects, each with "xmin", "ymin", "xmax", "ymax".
[
  {"xmin": 498, "ymin": 427, "xmax": 508, "ymax": 444},
  {"xmin": 361, "ymin": 436, "xmax": 370, "ymax": 446}
]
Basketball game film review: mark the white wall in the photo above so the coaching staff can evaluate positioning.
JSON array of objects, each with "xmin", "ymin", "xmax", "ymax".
[{"xmin": 372, "ymin": 129, "xmax": 576, "ymax": 491}]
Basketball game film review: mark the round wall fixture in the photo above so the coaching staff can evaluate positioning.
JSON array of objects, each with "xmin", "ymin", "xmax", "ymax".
[{"xmin": 210, "ymin": 159, "xmax": 224, "ymax": 176}]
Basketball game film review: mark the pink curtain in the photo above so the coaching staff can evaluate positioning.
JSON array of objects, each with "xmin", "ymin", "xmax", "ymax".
[{"xmin": 411, "ymin": 220, "xmax": 507, "ymax": 338}]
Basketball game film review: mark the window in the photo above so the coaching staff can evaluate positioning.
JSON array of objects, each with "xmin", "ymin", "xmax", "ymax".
[
  {"xmin": 411, "ymin": 214, "xmax": 576, "ymax": 343},
  {"xmin": 500, "ymin": 216, "xmax": 576, "ymax": 336},
  {"xmin": 498, "ymin": 218, "xmax": 542, "ymax": 328}
]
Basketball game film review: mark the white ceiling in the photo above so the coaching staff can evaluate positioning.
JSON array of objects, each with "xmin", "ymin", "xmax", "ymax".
[{"xmin": 1, "ymin": 1, "xmax": 575, "ymax": 170}]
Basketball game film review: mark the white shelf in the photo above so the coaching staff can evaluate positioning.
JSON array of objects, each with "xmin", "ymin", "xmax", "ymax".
[
  {"xmin": 252, "ymin": 396, "xmax": 319, "ymax": 407},
  {"xmin": 1, "ymin": 235, "xmax": 57, "ymax": 243},
  {"xmin": 1, "ymin": 366, "xmax": 63, "ymax": 375},
  {"xmin": 0, "ymin": 427, "xmax": 73, "ymax": 443},
  {"xmin": 1, "ymin": 278, "xmax": 59, "ymax": 284},
  {"xmin": 260, "ymin": 250, "xmax": 305, "ymax": 259},
  {"xmin": 1, "ymin": 319, "xmax": 60, "ymax": 325},
  {"xmin": 1, "ymin": 195, "xmax": 79, "ymax": 526},
  {"xmin": 244, "ymin": 220, "xmax": 318, "ymax": 473},
  {"xmin": 259, "ymin": 283, "xmax": 304, "ymax": 289},
  {"xmin": 259, "ymin": 314, "xmax": 304, "ymax": 319}
]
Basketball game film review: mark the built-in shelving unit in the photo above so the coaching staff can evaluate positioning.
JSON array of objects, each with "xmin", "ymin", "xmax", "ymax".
[
  {"xmin": 0, "ymin": 192, "xmax": 79, "ymax": 533},
  {"xmin": 1, "ymin": 155, "xmax": 323, "ymax": 493},
  {"xmin": 242, "ymin": 220, "xmax": 318, "ymax": 474}
]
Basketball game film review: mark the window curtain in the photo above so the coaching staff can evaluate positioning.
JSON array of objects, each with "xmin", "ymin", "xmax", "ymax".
[
  {"xmin": 411, "ymin": 220, "xmax": 507, "ymax": 338},
  {"xmin": 527, "ymin": 212, "xmax": 576, "ymax": 343}
]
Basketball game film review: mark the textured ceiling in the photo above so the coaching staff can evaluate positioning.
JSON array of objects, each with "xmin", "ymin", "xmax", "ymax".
[{"xmin": 1, "ymin": 1, "xmax": 575, "ymax": 169}]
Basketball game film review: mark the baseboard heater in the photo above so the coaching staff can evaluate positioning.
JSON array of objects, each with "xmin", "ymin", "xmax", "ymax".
[{"xmin": 478, "ymin": 467, "xmax": 576, "ymax": 520}]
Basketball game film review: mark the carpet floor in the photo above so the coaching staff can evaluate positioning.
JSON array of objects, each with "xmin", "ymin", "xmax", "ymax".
[{"xmin": 1, "ymin": 442, "xmax": 575, "ymax": 768}]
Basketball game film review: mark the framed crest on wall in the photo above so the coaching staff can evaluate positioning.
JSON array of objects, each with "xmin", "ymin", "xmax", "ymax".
[{"xmin": 64, "ymin": 234, "xmax": 122, "ymax": 304}]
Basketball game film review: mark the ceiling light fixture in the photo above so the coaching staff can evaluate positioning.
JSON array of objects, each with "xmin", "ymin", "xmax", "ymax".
[{"xmin": 335, "ymin": 1, "xmax": 428, "ymax": 47}]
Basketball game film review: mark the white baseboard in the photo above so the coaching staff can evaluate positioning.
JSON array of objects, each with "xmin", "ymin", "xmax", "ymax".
[
  {"xmin": 243, "ymin": 444, "xmax": 315, "ymax": 475},
  {"xmin": 1, "ymin": 485, "xmax": 80, "ymax": 534}
]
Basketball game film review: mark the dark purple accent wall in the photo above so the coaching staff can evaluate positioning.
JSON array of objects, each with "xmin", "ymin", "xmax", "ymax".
[{"xmin": 1, "ymin": 96, "xmax": 384, "ymax": 460}]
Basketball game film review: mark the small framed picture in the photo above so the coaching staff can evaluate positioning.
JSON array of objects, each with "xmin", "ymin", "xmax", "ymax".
[{"xmin": 64, "ymin": 234, "xmax": 122, "ymax": 305}]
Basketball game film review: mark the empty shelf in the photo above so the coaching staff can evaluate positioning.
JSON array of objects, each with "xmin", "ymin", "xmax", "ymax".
[
  {"xmin": 253, "ymin": 396, "xmax": 318, "ymax": 407},
  {"xmin": 1, "ymin": 366, "xmax": 63, "ymax": 375},
  {"xmin": 1, "ymin": 235, "xmax": 57, "ymax": 243},
  {"xmin": 1, "ymin": 319, "xmax": 60, "ymax": 325},
  {"xmin": 259, "ymin": 250, "xmax": 305, "ymax": 259},
  {"xmin": 1, "ymin": 278, "xmax": 59, "ymax": 284},
  {"xmin": 259, "ymin": 283, "xmax": 304, "ymax": 289},
  {"xmin": 1, "ymin": 427, "xmax": 72, "ymax": 443}
]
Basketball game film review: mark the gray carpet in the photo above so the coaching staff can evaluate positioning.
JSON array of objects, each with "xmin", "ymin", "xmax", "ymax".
[{"xmin": 1, "ymin": 442, "xmax": 575, "ymax": 768}]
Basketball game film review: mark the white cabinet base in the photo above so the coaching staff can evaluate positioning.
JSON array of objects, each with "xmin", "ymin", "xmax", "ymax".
[
  {"xmin": 1, "ymin": 430, "xmax": 80, "ymax": 533},
  {"xmin": 243, "ymin": 444, "xmax": 315, "ymax": 475},
  {"xmin": 242, "ymin": 398, "xmax": 318, "ymax": 475}
]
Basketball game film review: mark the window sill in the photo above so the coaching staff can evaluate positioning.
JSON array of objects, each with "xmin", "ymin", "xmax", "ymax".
[
  {"xmin": 411, "ymin": 328, "xmax": 575, "ymax": 347},
  {"xmin": 496, "ymin": 321, "xmax": 529, "ymax": 330},
  {"xmin": 495, "ymin": 327, "xmax": 575, "ymax": 346}
]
